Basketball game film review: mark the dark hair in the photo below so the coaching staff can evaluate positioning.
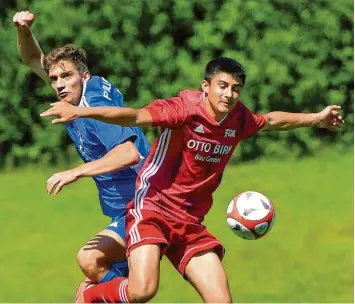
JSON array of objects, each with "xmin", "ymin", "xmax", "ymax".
[
  {"xmin": 43, "ymin": 44, "xmax": 88, "ymax": 75},
  {"xmin": 204, "ymin": 57, "xmax": 246, "ymax": 86}
]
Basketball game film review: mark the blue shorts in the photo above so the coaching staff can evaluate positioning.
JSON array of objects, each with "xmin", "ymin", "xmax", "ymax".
[
  {"xmin": 105, "ymin": 215, "xmax": 126, "ymax": 241},
  {"xmin": 104, "ymin": 215, "xmax": 128, "ymax": 277}
]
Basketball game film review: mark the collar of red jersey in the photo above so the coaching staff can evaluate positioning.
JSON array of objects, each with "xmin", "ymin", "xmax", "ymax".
[{"xmin": 202, "ymin": 93, "xmax": 228, "ymax": 123}]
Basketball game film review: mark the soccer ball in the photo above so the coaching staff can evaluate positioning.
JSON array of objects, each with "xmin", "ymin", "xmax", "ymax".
[{"xmin": 226, "ymin": 191, "xmax": 275, "ymax": 240}]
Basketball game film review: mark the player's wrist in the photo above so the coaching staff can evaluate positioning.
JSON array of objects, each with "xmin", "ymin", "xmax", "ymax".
[
  {"xmin": 71, "ymin": 167, "xmax": 84, "ymax": 179},
  {"xmin": 17, "ymin": 26, "xmax": 32, "ymax": 36},
  {"xmin": 312, "ymin": 112, "xmax": 323, "ymax": 128}
]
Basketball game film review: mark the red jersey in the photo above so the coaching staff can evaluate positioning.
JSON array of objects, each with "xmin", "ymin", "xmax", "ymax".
[{"xmin": 130, "ymin": 90, "xmax": 265, "ymax": 223}]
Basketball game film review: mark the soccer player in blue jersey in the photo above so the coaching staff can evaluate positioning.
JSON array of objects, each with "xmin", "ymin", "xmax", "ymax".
[{"xmin": 14, "ymin": 10, "xmax": 150, "ymax": 299}]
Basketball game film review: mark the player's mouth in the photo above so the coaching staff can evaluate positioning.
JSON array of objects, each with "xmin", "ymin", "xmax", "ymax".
[
  {"xmin": 58, "ymin": 92, "xmax": 69, "ymax": 99},
  {"xmin": 220, "ymin": 100, "xmax": 234, "ymax": 107}
]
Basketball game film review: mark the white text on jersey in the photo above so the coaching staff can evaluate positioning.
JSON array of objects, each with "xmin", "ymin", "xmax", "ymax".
[
  {"xmin": 195, "ymin": 154, "xmax": 221, "ymax": 163},
  {"xmin": 187, "ymin": 139, "xmax": 232, "ymax": 155},
  {"xmin": 102, "ymin": 77, "xmax": 112, "ymax": 100}
]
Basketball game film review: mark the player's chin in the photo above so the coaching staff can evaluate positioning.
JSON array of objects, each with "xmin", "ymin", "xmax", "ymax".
[
  {"xmin": 60, "ymin": 95, "xmax": 76, "ymax": 105},
  {"xmin": 219, "ymin": 103, "xmax": 235, "ymax": 113}
]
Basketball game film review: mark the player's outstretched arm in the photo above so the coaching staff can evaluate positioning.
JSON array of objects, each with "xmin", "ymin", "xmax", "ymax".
[
  {"xmin": 40, "ymin": 101, "xmax": 153, "ymax": 127},
  {"xmin": 261, "ymin": 105, "xmax": 344, "ymax": 132},
  {"xmin": 13, "ymin": 10, "xmax": 49, "ymax": 83},
  {"xmin": 47, "ymin": 141, "xmax": 140, "ymax": 195}
]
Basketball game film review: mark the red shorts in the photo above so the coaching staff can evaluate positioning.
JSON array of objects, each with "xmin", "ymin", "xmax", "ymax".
[{"xmin": 126, "ymin": 208, "xmax": 225, "ymax": 276}]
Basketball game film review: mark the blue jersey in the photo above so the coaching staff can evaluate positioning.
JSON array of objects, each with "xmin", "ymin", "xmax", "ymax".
[{"xmin": 66, "ymin": 76, "xmax": 150, "ymax": 218}]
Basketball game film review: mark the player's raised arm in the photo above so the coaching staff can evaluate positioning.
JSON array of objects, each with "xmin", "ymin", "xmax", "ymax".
[
  {"xmin": 13, "ymin": 10, "xmax": 49, "ymax": 83},
  {"xmin": 40, "ymin": 101, "xmax": 153, "ymax": 127},
  {"xmin": 261, "ymin": 105, "xmax": 344, "ymax": 132}
]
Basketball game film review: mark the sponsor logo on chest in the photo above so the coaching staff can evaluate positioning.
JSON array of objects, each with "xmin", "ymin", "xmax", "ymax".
[{"xmin": 187, "ymin": 139, "xmax": 232, "ymax": 155}]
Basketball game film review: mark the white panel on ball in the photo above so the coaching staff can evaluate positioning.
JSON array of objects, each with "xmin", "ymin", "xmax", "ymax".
[
  {"xmin": 236, "ymin": 192, "xmax": 270, "ymax": 221},
  {"xmin": 226, "ymin": 200, "xmax": 234, "ymax": 214},
  {"xmin": 227, "ymin": 218, "xmax": 255, "ymax": 240}
]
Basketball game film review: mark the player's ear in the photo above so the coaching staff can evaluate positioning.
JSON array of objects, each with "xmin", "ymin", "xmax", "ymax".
[
  {"xmin": 201, "ymin": 80, "xmax": 209, "ymax": 97},
  {"xmin": 83, "ymin": 71, "xmax": 90, "ymax": 82}
]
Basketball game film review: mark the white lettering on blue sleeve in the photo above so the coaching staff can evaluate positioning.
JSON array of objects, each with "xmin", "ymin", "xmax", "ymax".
[{"xmin": 102, "ymin": 77, "xmax": 112, "ymax": 101}]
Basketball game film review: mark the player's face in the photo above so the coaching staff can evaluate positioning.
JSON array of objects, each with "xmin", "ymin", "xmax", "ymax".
[
  {"xmin": 48, "ymin": 60, "xmax": 90, "ymax": 106},
  {"xmin": 202, "ymin": 72, "xmax": 243, "ymax": 121}
]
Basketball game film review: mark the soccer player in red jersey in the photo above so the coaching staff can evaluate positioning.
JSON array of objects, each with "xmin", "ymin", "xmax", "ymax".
[{"xmin": 42, "ymin": 58, "xmax": 344, "ymax": 303}]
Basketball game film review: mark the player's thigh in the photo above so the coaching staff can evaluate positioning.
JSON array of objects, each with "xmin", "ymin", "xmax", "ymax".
[
  {"xmin": 79, "ymin": 216, "xmax": 126, "ymax": 264},
  {"xmin": 127, "ymin": 244, "xmax": 161, "ymax": 300},
  {"xmin": 185, "ymin": 249, "xmax": 232, "ymax": 303},
  {"xmin": 91, "ymin": 228, "xmax": 126, "ymax": 262},
  {"xmin": 125, "ymin": 209, "xmax": 170, "ymax": 300}
]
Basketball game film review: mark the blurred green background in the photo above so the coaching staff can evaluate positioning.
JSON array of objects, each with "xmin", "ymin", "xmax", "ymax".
[{"xmin": 0, "ymin": 0, "xmax": 353, "ymax": 302}]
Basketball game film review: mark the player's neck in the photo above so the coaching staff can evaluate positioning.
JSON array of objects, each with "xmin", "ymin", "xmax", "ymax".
[{"xmin": 203, "ymin": 96, "xmax": 227, "ymax": 122}]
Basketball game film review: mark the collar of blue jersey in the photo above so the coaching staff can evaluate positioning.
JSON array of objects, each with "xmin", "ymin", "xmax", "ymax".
[{"xmin": 79, "ymin": 81, "xmax": 88, "ymax": 107}]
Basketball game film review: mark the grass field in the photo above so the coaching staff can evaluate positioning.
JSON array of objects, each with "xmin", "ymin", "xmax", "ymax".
[{"xmin": 0, "ymin": 149, "xmax": 353, "ymax": 303}]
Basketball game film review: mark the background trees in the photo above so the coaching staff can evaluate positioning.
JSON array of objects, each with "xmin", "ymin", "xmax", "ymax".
[{"xmin": 1, "ymin": 0, "xmax": 353, "ymax": 166}]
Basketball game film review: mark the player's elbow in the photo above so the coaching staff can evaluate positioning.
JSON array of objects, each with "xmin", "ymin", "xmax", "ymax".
[
  {"xmin": 21, "ymin": 56, "xmax": 34, "ymax": 67},
  {"xmin": 124, "ymin": 141, "xmax": 140, "ymax": 166},
  {"xmin": 22, "ymin": 54, "xmax": 41, "ymax": 67},
  {"xmin": 136, "ymin": 109, "xmax": 153, "ymax": 127},
  {"xmin": 262, "ymin": 112, "xmax": 280, "ymax": 131}
]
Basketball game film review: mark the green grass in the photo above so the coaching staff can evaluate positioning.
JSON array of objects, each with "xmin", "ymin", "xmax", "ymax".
[{"xmin": 0, "ymin": 150, "xmax": 353, "ymax": 303}]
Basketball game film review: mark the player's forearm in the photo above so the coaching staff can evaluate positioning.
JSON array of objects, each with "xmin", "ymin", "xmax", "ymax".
[
  {"xmin": 77, "ymin": 106, "xmax": 141, "ymax": 127},
  {"xmin": 73, "ymin": 143, "xmax": 140, "ymax": 178},
  {"xmin": 72, "ymin": 158, "xmax": 128, "ymax": 178},
  {"xmin": 17, "ymin": 27, "xmax": 43, "ymax": 65},
  {"xmin": 263, "ymin": 111, "xmax": 321, "ymax": 131}
]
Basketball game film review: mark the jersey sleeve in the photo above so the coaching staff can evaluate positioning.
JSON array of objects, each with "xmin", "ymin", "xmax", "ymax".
[
  {"xmin": 92, "ymin": 120, "xmax": 137, "ymax": 151},
  {"xmin": 240, "ymin": 104, "xmax": 266, "ymax": 139},
  {"xmin": 144, "ymin": 96, "xmax": 189, "ymax": 128}
]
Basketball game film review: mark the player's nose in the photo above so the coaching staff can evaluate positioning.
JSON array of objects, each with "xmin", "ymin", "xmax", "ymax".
[
  {"xmin": 224, "ymin": 88, "xmax": 233, "ymax": 99},
  {"xmin": 56, "ymin": 77, "xmax": 65, "ymax": 89}
]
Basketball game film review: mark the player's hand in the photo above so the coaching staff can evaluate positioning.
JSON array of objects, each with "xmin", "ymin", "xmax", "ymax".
[
  {"xmin": 40, "ymin": 102, "xmax": 79, "ymax": 124},
  {"xmin": 13, "ymin": 11, "xmax": 35, "ymax": 33},
  {"xmin": 47, "ymin": 169, "xmax": 79, "ymax": 195},
  {"xmin": 317, "ymin": 105, "xmax": 345, "ymax": 131}
]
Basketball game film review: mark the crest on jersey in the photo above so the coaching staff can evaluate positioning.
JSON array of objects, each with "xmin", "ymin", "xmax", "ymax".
[{"xmin": 224, "ymin": 129, "xmax": 236, "ymax": 138}]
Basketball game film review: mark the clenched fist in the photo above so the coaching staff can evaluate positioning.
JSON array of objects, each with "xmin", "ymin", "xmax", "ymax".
[{"xmin": 13, "ymin": 10, "xmax": 35, "ymax": 33}]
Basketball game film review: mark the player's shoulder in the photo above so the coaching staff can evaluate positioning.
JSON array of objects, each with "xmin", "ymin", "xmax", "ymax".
[
  {"xmin": 232, "ymin": 100, "xmax": 253, "ymax": 115},
  {"xmin": 83, "ymin": 76, "xmax": 123, "ymax": 107},
  {"xmin": 85, "ymin": 76, "xmax": 111, "ymax": 94},
  {"xmin": 177, "ymin": 89, "xmax": 203, "ymax": 106}
]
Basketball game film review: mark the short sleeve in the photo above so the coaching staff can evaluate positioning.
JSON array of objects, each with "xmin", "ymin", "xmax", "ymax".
[
  {"xmin": 93, "ymin": 120, "xmax": 137, "ymax": 151},
  {"xmin": 240, "ymin": 104, "xmax": 266, "ymax": 139},
  {"xmin": 144, "ymin": 97, "xmax": 189, "ymax": 128}
]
